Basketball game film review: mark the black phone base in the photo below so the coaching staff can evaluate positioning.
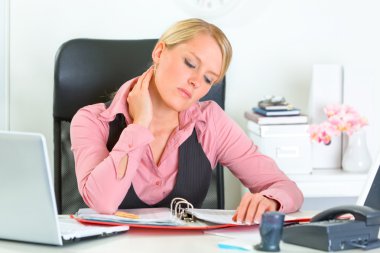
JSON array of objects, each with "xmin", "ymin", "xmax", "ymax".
[{"xmin": 283, "ymin": 205, "xmax": 380, "ymax": 252}]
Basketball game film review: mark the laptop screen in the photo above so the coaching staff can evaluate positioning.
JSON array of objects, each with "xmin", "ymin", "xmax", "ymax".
[
  {"xmin": 0, "ymin": 131, "xmax": 128, "ymax": 245},
  {"xmin": 357, "ymin": 151, "xmax": 380, "ymax": 210}
]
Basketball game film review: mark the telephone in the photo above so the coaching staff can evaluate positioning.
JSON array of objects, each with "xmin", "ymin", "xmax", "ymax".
[{"xmin": 283, "ymin": 205, "xmax": 380, "ymax": 251}]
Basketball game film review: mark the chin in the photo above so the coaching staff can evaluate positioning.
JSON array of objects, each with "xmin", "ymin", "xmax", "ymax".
[
  {"xmin": 172, "ymin": 104, "xmax": 191, "ymax": 112},
  {"xmin": 167, "ymin": 100, "xmax": 193, "ymax": 112}
]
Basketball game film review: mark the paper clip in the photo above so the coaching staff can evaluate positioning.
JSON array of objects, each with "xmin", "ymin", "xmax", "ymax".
[{"xmin": 114, "ymin": 211, "xmax": 140, "ymax": 219}]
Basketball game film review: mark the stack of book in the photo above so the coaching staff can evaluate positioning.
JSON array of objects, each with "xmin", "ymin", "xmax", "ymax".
[
  {"xmin": 245, "ymin": 98, "xmax": 308, "ymax": 125},
  {"xmin": 244, "ymin": 97, "xmax": 312, "ymax": 174}
]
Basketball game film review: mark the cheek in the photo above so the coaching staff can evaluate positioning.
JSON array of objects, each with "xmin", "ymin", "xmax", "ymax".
[
  {"xmin": 194, "ymin": 86, "xmax": 212, "ymax": 101},
  {"xmin": 158, "ymin": 61, "xmax": 188, "ymax": 86},
  {"xmin": 171, "ymin": 62, "xmax": 190, "ymax": 81}
]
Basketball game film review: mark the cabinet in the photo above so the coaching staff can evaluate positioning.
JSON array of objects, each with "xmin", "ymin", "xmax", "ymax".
[
  {"xmin": 245, "ymin": 122, "xmax": 368, "ymax": 209},
  {"xmin": 247, "ymin": 121, "xmax": 312, "ymax": 174}
]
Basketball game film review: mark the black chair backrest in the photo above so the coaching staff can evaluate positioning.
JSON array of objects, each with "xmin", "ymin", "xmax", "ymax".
[{"xmin": 53, "ymin": 39, "xmax": 225, "ymax": 214}]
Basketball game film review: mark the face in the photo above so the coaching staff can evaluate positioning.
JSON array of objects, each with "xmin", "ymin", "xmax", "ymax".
[{"xmin": 152, "ymin": 33, "xmax": 223, "ymax": 112}]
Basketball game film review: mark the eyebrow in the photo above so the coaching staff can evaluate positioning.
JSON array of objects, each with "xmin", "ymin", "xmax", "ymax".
[{"xmin": 188, "ymin": 52, "xmax": 220, "ymax": 78}]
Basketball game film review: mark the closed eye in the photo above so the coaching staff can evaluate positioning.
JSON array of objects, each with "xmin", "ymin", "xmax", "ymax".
[
  {"xmin": 184, "ymin": 58, "xmax": 196, "ymax": 68},
  {"xmin": 185, "ymin": 57, "xmax": 214, "ymax": 85},
  {"xmin": 204, "ymin": 76, "xmax": 213, "ymax": 85}
]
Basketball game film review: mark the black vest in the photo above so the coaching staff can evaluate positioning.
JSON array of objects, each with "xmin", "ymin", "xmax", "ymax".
[{"xmin": 106, "ymin": 110, "xmax": 212, "ymax": 208}]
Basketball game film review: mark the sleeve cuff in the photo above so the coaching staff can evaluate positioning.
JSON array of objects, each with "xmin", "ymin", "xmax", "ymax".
[{"xmin": 260, "ymin": 188, "xmax": 293, "ymax": 213}]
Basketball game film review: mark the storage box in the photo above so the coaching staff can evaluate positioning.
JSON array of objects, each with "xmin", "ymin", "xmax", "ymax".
[{"xmin": 246, "ymin": 121, "xmax": 312, "ymax": 174}]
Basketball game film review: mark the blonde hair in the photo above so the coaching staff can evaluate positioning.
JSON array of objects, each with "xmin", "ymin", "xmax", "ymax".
[{"xmin": 158, "ymin": 18, "xmax": 232, "ymax": 83}]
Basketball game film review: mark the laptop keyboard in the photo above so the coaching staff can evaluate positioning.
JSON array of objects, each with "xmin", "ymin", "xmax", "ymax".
[{"xmin": 59, "ymin": 216, "xmax": 129, "ymax": 241}]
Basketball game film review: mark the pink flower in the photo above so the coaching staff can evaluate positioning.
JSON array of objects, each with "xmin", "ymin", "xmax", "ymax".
[
  {"xmin": 310, "ymin": 104, "xmax": 368, "ymax": 145},
  {"xmin": 309, "ymin": 122, "xmax": 337, "ymax": 145}
]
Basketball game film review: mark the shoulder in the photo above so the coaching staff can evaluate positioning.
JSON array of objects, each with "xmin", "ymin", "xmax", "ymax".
[
  {"xmin": 194, "ymin": 100, "xmax": 235, "ymax": 142},
  {"xmin": 71, "ymin": 103, "xmax": 110, "ymax": 139},
  {"xmin": 196, "ymin": 100, "xmax": 244, "ymax": 140},
  {"xmin": 198, "ymin": 100, "xmax": 224, "ymax": 116},
  {"xmin": 72, "ymin": 103, "xmax": 107, "ymax": 124},
  {"xmin": 197, "ymin": 100, "xmax": 231, "ymax": 126},
  {"xmin": 70, "ymin": 103, "xmax": 110, "ymax": 146}
]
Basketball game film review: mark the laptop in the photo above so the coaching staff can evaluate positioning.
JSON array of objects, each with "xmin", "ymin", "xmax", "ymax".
[
  {"xmin": 357, "ymin": 150, "xmax": 380, "ymax": 210},
  {"xmin": 0, "ymin": 131, "xmax": 129, "ymax": 246}
]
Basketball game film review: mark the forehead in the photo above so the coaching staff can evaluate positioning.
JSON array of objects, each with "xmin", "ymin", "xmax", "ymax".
[{"xmin": 171, "ymin": 34, "xmax": 223, "ymax": 75}]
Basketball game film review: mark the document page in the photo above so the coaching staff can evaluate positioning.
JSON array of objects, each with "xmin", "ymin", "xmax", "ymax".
[
  {"xmin": 76, "ymin": 207, "xmax": 181, "ymax": 226},
  {"xmin": 186, "ymin": 209, "xmax": 240, "ymax": 225},
  {"xmin": 187, "ymin": 209, "xmax": 314, "ymax": 225}
]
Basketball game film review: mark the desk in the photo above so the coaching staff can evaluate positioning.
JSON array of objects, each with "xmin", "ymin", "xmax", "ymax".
[{"xmin": 0, "ymin": 228, "xmax": 379, "ymax": 253}]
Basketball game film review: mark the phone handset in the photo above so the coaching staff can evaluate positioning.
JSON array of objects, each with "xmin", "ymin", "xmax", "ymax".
[{"xmin": 311, "ymin": 205, "xmax": 380, "ymax": 225}]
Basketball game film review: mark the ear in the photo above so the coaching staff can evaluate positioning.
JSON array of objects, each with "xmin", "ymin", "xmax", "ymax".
[{"xmin": 152, "ymin": 41, "xmax": 166, "ymax": 64}]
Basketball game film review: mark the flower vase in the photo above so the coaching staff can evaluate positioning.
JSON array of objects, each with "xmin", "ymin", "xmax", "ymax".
[{"xmin": 342, "ymin": 129, "xmax": 372, "ymax": 173}]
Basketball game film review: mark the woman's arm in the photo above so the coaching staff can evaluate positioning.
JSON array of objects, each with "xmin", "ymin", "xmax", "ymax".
[
  {"xmin": 70, "ymin": 105, "xmax": 153, "ymax": 214},
  {"xmin": 203, "ymin": 102, "xmax": 303, "ymax": 224}
]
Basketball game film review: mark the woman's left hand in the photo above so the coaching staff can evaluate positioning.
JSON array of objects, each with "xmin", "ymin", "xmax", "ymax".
[{"xmin": 232, "ymin": 192, "xmax": 280, "ymax": 225}]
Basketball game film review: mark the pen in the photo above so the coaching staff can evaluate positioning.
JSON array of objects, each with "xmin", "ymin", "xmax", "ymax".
[
  {"xmin": 218, "ymin": 241, "xmax": 251, "ymax": 251},
  {"xmin": 114, "ymin": 211, "xmax": 140, "ymax": 219}
]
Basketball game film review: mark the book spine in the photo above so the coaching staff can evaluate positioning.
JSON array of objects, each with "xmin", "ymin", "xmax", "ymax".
[
  {"xmin": 245, "ymin": 111, "xmax": 308, "ymax": 125},
  {"xmin": 259, "ymin": 105, "xmax": 291, "ymax": 111},
  {"xmin": 253, "ymin": 107, "xmax": 300, "ymax": 116}
]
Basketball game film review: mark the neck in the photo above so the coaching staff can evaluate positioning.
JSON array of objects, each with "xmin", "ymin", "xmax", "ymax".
[{"xmin": 149, "ymin": 80, "xmax": 179, "ymax": 131}]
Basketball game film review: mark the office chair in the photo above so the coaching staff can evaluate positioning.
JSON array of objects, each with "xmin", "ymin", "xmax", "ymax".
[{"xmin": 53, "ymin": 38, "xmax": 225, "ymax": 214}]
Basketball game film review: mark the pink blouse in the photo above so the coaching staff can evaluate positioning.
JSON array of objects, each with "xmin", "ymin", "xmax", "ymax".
[{"xmin": 70, "ymin": 77, "xmax": 304, "ymax": 214}]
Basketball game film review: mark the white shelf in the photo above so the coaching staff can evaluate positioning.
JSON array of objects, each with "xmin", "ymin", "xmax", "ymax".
[{"xmin": 287, "ymin": 169, "xmax": 368, "ymax": 198}]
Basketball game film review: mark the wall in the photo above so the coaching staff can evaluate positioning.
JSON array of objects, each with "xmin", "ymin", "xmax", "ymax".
[
  {"xmin": 9, "ymin": 0, "xmax": 380, "ymax": 209},
  {"xmin": 0, "ymin": 0, "xmax": 7, "ymax": 130}
]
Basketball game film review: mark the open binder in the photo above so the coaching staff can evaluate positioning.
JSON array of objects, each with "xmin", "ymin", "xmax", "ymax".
[
  {"xmin": 73, "ymin": 198, "xmax": 241, "ymax": 230},
  {"xmin": 73, "ymin": 198, "xmax": 311, "ymax": 230}
]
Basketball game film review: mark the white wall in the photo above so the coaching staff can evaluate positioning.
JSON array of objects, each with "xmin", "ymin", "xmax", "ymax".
[
  {"xmin": 9, "ymin": 0, "xmax": 380, "ymax": 209},
  {"xmin": 0, "ymin": 0, "xmax": 8, "ymax": 130}
]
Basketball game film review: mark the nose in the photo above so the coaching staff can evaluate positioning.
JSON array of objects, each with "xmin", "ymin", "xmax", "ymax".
[{"xmin": 188, "ymin": 74, "xmax": 201, "ymax": 88}]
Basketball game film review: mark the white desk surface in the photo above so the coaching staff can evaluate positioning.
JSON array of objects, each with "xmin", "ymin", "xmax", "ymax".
[{"xmin": 0, "ymin": 227, "xmax": 379, "ymax": 253}]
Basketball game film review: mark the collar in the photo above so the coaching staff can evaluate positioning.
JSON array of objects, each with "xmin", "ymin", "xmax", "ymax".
[{"xmin": 179, "ymin": 102, "xmax": 206, "ymax": 132}]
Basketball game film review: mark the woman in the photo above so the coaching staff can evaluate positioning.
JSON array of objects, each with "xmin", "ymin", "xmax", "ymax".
[{"xmin": 71, "ymin": 18, "xmax": 303, "ymax": 225}]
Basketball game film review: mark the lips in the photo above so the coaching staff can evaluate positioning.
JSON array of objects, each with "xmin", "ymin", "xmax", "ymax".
[{"xmin": 177, "ymin": 87, "xmax": 192, "ymax": 99}]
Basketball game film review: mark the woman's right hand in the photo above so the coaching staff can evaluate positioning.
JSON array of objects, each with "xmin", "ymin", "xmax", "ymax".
[{"xmin": 127, "ymin": 66, "xmax": 154, "ymax": 128}]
